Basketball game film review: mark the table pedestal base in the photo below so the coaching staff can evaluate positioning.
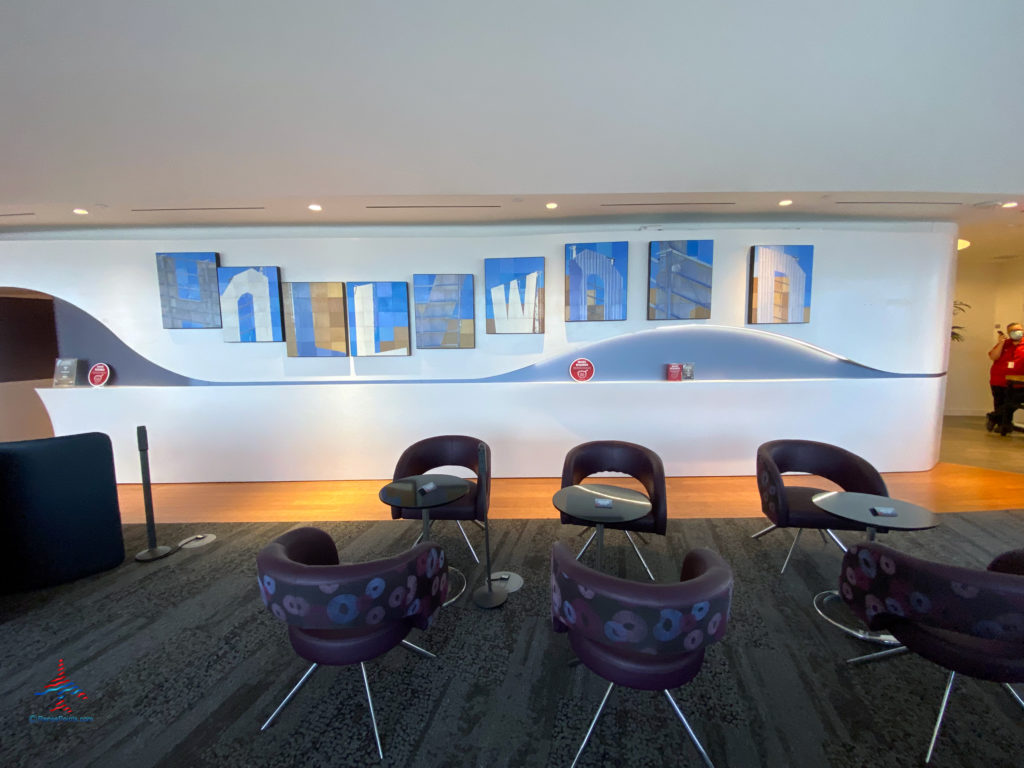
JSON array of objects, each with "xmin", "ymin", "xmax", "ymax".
[
  {"xmin": 813, "ymin": 590, "xmax": 899, "ymax": 645},
  {"xmin": 472, "ymin": 582, "xmax": 508, "ymax": 608},
  {"xmin": 489, "ymin": 571, "xmax": 524, "ymax": 592}
]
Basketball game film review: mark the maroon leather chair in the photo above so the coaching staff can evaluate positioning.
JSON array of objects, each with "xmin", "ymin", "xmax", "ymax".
[
  {"xmin": 560, "ymin": 440, "xmax": 667, "ymax": 580},
  {"xmin": 390, "ymin": 435, "xmax": 490, "ymax": 565},
  {"xmin": 753, "ymin": 439, "xmax": 888, "ymax": 574},
  {"xmin": 256, "ymin": 527, "xmax": 448, "ymax": 760},
  {"xmin": 840, "ymin": 541, "xmax": 1024, "ymax": 763},
  {"xmin": 551, "ymin": 541, "xmax": 732, "ymax": 768}
]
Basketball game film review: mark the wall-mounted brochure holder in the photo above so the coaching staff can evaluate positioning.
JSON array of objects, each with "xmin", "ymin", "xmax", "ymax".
[
  {"xmin": 53, "ymin": 358, "xmax": 80, "ymax": 387},
  {"xmin": 666, "ymin": 362, "xmax": 695, "ymax": 381}
]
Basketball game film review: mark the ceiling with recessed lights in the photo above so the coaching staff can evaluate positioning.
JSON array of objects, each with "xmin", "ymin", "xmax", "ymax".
[{"xmin": 0, "ymin": 1, "xmax": 1022, "ymax": 259}]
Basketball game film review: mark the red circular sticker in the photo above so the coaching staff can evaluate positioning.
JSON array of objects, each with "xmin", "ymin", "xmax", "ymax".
[
  {"xmin": 569, "ymin": 358, "xmax": 595, "ymax": 382},
  {"xmin": 88, "ymin": 363, "xmax": 111, "ymax": 387}
]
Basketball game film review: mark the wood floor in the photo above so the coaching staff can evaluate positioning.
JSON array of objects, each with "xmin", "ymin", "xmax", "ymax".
[
  {"xmin": 115, "ymin": 416, "xmax": 1023, "ymax": 524},
  {"xmin": 113, "ymin": 462, "xmax": 1024, "ymax": 524}
]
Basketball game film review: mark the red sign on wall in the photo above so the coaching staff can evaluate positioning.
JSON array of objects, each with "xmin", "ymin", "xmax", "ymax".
[
  {"xmin": 569, "ymin": 358, "xmax": 595, "ymax": 382},
  {"xmin": 88, "ymin": 363, "xmax": 111, "ymax": 387}
]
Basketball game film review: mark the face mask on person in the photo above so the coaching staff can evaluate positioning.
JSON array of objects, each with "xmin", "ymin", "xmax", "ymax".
[{"xmin": 1011, "ymin": 330, "xmax": 1023, "ymax": 341}]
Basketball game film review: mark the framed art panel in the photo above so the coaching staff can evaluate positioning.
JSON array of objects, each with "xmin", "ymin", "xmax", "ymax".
[
  {"xmin": 217, "ymin": 266, "xmax": 284, "ymax": 342},
  {"xmin": 283, "ymin": 282, "xmax": 348, "ymax": 357},
  {"xmin": 565, "ymin": 241, "xmax": 628, "ymax": 321},
  {"xmin": 413, "ymin": 273, "xmax": 475, "ymax": 349},
  {"xmin": 346, "ymin": 281, "xmax": 411, "ymax": 356},
  {"xmin": 156, "ymin": 251, "xmax": 222, "ymax": 329},
  {"xmin": 647, "ymin": 240, "xmax": 713, "ymax": 320},
  {"xmin": 748, "ymin": 245, "xmax": 814, "ymax": 324},
  {"xmin": 484, "ymin": 257, "xmax": 544, "ymax": 334}
]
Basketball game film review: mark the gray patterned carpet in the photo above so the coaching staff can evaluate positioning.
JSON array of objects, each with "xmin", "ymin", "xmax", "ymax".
[{"xmin": 2, "ymin": 513, "xmax": 1024, "ymax": 768}]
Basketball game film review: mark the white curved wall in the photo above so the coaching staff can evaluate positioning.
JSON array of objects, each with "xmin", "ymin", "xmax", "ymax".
[
  {"xmin": 39, "ymin": 378, "xmax": 945, "ymax": 483},
  {"xmin": 0, "ymin": 220, "xmax": 956, "ymax": 481}
]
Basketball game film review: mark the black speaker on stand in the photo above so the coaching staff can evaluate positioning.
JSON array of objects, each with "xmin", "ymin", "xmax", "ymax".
[
  {"xmin": 473, "ymin": 441, "xmax": 518, "ymax": 608},
  {"xmin": 134, "ymin": 426, "xmax": 217, "ymax": 563}
]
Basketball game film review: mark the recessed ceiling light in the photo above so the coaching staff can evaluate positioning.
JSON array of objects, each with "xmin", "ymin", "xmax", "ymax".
[
  {"xmin": 778, "ymin": 199, "xmax": 793, "ymax": 207},
  {"xmin": 72, "ymin": 208, "xmax": 89, "ymax": 215},
  {"xmin": 957, "ymin": 239, "xmax": 971, "ymax": 250},
  {"xmin": 307, "ymin": 203, "xmax": 322, "ymax": 212},
  {"xmin": 545, "ymin": 202, "xmax": 558, "ymax": 210},
  {"xmin": 1002, "ymin": 201, "xmax": 1019, "ymax": 209}
]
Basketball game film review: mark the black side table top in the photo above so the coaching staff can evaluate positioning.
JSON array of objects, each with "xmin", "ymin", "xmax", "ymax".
[
  {"xmin": 552, "ymin": 483, "xmax": 651, "ymax": 525},
  {"xmin": 811, "ymin": 491, "xmax": 936, "ymax": 532},
  {"xmin": 379, "ymin": 473, "xmax": 470, "ymax": 509}
]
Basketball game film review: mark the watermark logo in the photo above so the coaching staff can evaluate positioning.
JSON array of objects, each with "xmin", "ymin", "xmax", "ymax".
[{"xmin": 29, "ymin": 658, "xmax": 93, "ymax": 723}]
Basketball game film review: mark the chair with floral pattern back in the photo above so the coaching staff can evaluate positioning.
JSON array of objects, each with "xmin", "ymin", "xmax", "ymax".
[
  {"xmin": 256, "ymin": 527, "xmax": 448, "ymax": 761},
  {"xmin": 840, "ymin": 541, "xmax": 1024, "ymax": 763},
  {"xmin": 550, "ymin": 540, "xmax": 732, "ymax": 768}
]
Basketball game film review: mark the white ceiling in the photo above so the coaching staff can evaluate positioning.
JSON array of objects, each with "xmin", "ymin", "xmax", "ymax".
[{"xmin": 1, "ymin": 1, "xmax": 1023, "ymax": 259}]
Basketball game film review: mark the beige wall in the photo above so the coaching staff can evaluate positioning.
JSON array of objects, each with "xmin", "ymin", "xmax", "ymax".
[
  {"xmin": 0, "ymin": 379, "xmax": 54, "ymax": 442},
  {"xmin": 946, "ymin": 256, "xmax": 1024, "ymax": 415}
]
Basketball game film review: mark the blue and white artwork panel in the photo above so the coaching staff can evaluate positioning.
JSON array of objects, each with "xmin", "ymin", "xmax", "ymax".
[
  {"xmin": 346, "ymin": 281, "xmax": 411, "ymax": 356},
  {"xmin": 217, "ymin": 266, "xmax": 284, "ymax": 342},
  {"xmin": 156, "ymin": 251, "xmax": 222, "ymax": 329},
  {"xmin": 647, "ymin": 240, "xmax": 714, "ymax": 320},
  {"xmin": 564, "ymin": 241, "xmax": 628, "ymax": 322},
  {"xmin": 484, "ymin": 257, "xmax": 545, "ymax": 334},
  {"xmin": 413, "ymin": 273, "xmax": 475, "ymax": 349},
  {"xmin": 747, "ymin": 245, "xmax": 814, "ymax": 324}
]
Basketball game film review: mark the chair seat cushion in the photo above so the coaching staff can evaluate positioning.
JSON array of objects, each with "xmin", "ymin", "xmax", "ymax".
[
  {"xmin": 394, "ymin": 479, "xmax": 480, "ymax": 522},
  {"xmin": 570, "ymin": 634, "xmax": 705, "ymax": 691},
  {"xmin": 288, "ymin": 622, "xmax": 411, "ymax": 666},
  {"xmin": 890, "ymin": 621, "xmax": 1024, "ymax": 683},
  {"xmin": 783, "ymin": 486, "xmax": 872, "ymax": 531}
]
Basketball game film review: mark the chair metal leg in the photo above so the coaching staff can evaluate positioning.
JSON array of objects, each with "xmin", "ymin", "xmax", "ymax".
[
  {"xmin": 824, "ymin": 529, "xmax": 848, "ymax": 553},
  {"xmin": 400, "ymin": 639, "xmax": 437, "ymax": 659},
  {"xmin": 817, "ymin": 529, "xmax": 828, "ymax": 545},
  {"xmin": 570, "ymin": 682, "xmax": 614, "ymax": 768},
  {"xmin": 361, "ymin": 662, "xmax": 384, "ymax": 761},
  {"xmin": 577, "ymin": 530, "xmax": 597, "ymax": 560},
  {"xmin": 260, "ymin": 662, "xmax": 318, "ymax": 732},
  {"xmin": 925, "ymin": 671, "xmax": 956, "ymax": 764},
  {"xmin": 576, "ymin": 525, "xmax": 594, "ymax": 537},
  {"xmin": 624, "ymin": 531, "xmax": 655, "ymax": 581},
  {"xmin": 471, "ymin": 519, "xmax": 486, "ymax": 531},
  {"xmin": 456, "ymin": 521, "xmax": 481, "ymax": 563},
  {"xmin": 663, "ymin": 689, "xmax": 715, "ymax": 768},
  {"xmin": 780, "ymin": 529, "xmax": 803, "ymax": 574},
  {"xmin": 412, "ymin": 532, "xmax": 424, "ymax": 546},
  {"xmin": 1004, "ymin": 683, "xmax": 1024, "ymax": 712},
  {"xmin": 751, "ymin": 523, "xmax": 777, "ymax": 539},
  {"xmin": 847, "ymin": 645, "xmax": 909, "ymax": 665}
]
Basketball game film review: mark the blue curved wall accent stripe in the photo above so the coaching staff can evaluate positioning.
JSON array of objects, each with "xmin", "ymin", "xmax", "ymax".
[
  {"xmin": 51, "ymin": 301, "xmax": 938, "ymax": 387},
  {"xmin": 478, "ymin": 326, "xmax": 936, "ymax": 382},
  {"xmin": 54, "ymin": 300, "xmax": 198, "ymax": 386}
]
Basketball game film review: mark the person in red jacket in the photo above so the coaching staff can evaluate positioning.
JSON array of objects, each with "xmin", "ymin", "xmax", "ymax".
[{"xmin": 987, "ymin": 322, "xmax": 1024, "ymax": 434}]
